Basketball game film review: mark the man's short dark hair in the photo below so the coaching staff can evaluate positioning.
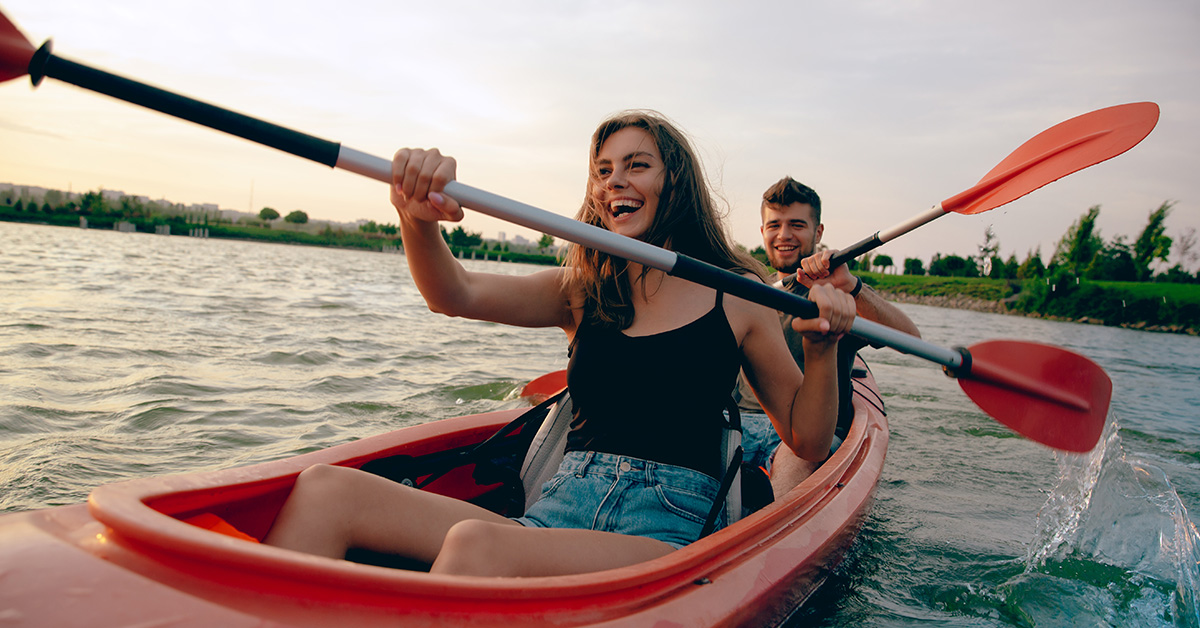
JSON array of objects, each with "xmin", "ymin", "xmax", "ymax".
[{"xmin": 762, "ymin": 177, "xmax": 821, "ymax": 225}]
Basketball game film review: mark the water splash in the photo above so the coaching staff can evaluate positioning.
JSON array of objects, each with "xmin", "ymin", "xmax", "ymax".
[
  {"xmin": 1025, "ymin": 419, "xmax": 1115, "ymax": 567},
  {"xmin": 1025, "ymin": 416, "xmax": 1200, "ymax": 626}
]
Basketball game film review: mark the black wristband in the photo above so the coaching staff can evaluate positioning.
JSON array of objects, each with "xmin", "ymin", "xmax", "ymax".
[{"xmin": 849, "ymin": 276, "xmax": 863, "ymax": 298}]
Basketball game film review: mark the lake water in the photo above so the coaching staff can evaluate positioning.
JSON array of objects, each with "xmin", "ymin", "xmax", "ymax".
[{"xmin": 2, "ymin": 221, "xmax": 1198, "ymax": 626}]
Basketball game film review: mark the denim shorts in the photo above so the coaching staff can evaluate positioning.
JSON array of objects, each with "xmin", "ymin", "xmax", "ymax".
[
  {"xmin": 512, "ymin": 451, "xmax": 723, "ymax": 550},
  {"xmin": 739, "ymin": 412, "xmax": 843, "ymax": 472}
]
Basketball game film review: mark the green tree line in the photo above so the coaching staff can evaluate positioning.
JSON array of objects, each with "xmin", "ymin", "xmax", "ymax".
[
  {"xmin": 0, "ymin": 189, "xmax": 562, "ymax": 265},
  {"xmin": 879, "ymin": 202, "xmax": 1195, "ymax": 284},
  {"xmin": 746, "ymin": 202, "xmax": 1198, "ymax": 333}
]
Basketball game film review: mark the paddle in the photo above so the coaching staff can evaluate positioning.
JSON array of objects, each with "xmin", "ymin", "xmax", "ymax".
[
  {"xmin": 520, "ymin": 371, "xmax": 567, "ymax": 404},
  {"xmin": 771, "ymin": 102, "xmax": 1160, "ymax": 285},
  {"xmin": 0, "ymin": 12, "xmax": 1111, "ymax": 452}
]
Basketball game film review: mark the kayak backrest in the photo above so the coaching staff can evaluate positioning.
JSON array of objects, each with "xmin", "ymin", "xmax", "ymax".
[
  {"xmin": 717, "ymin": 401, "xmax": 743, "ymax": 528},
  {"xmin": 518, "ymin": 393, "xmax": 573, "ymax": 513}
]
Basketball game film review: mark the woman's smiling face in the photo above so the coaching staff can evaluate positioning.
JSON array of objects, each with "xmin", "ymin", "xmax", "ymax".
[{"xmin": 592, "ymin": 126, "xmax": 664, "ymax": 240}]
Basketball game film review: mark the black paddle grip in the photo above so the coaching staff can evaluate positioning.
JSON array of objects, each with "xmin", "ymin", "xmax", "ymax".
[
  {"xmin": 671, "ymin": 254, "xmax": 820, "ymax": 319},
  {"xmin": 943, "ymin": 346, "xmax": 972, "ymax": 379},
  {"xmin": 829, "ymin": 232, "xmax": 883, "ymax": 269},
  {"xmin": 29, "ymin": 40, "xmax": 342, "ymax": 168}
]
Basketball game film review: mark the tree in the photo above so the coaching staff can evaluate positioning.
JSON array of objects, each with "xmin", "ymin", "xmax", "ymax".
[
  {"xmin": 284, "ymin": 210, "xmax": 309, "ymax": 224},
  {"xmin": 1052, "ymin": 206, "xmax": 1103, "ymax": 275},
  {"xmin": 978, "ymin": 226, "xmax": 1000, "ymax": 276},
  {"xmin": 79, "ymin": 190, "xmax": 108, "ymax": 215},
  {"xmin": 1003, "ymin": 254, "xmax": 1020, "ymax": 279},
  {"xmin": 538, "ymin": 233, "xmax": 555, "ymax": 252},
  {"xmin": 873, "ymin": 254, "xmax": 894, "ymax": 274},
  {"xmin": 903, "ymin": 257, "xmax": 925, "ymax": 276},
  {"xmin": 986, "ymin": 256, "xmax": 1006, "ymax": 279},
  {"xmin": 448, "ymin": 225, "xmax": 482, "ymax": 247},
  {"xmin": 749, "ymin": 246, "xmax": 769, "ymax": 267},
  {"xmin": 1085, "ymin": 236, "xmax": 1137, "ymax": 281},
  {"xmin": 259, "ymin": 207, "xmax": 280, "ymax": 221},
  {"xmin": 929, "ymin": 254, "xmax": 979, "ymax": 277},
  {"xmin": 1016, "ymin": 248, "xmax": 1046, "ymax": 279},
  {"xmin": 359, "ymin": 220, "xmax": 380, "ymax": 233},
  {"xmin": 12, "ymin": 199, "xmax": 23, "ymax": 212},
  {"xmin": 1133, "ymin": 201, "xmax": 1174, "ymax": 281},
  {"xmin": 1175, "ymin": 227, "xmax": 1198, "ymax": 273},
  {"xmin": 119, "ymin": 196, "xmax": 146, "ymax": 219},
  {"xmin": 1158, "ymin": 265, "xmax": 1197, "ymax": 284}
]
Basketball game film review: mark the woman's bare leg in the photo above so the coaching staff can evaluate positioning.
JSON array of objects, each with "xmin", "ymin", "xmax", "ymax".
[
  {"xmin": 263, "ymin": 464, "xmax": 517, "ymax": 561},
  {"xmin": 433, "ymin": 519, "xmax": 675, "ymax": 577},
  {"xmin": 265, "ymin": 464, "xmax": 679, "ymax": 576}
]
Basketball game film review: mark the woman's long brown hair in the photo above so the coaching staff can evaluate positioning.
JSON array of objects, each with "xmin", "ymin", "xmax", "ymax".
[{"xmin": 563, "ymin": 110, "xmax": 765, "ymax": 330}]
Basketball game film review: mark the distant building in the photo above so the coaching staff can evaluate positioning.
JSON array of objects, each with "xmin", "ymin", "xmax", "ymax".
[
  {"xmin": 5, "ymin": 181, "xmax": 380, "ymax": 235},
  {"xmin": 0, "ymin": 183, "xmax": 51, "ymax": 203},
  {"xmin": 188, "ymin": 203, "xmax": 220, "ymax": 213}
]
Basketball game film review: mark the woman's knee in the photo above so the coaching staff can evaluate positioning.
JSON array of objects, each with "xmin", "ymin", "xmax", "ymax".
[
  {"xmin": 434, "ymin": 519, "xmax": 510, "ymax": 576},
  {"xmin": 290, "ymin": 464, "xmax": 366, "ymax": 505}
]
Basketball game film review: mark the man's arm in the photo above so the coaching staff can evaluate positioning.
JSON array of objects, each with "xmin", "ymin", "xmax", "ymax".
[
  {"xmin": 797, "ymin": 249, "xmax": 920, "ymax": 338},
  {"xmin": 850, "ymin": 282, "xmax": 920, "ymax": 338}
]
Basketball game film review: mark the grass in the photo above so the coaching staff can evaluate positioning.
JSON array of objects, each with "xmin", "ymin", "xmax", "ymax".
[
  {"xmin": 863, "ymin": 273, "xmax": 1016, "ymax": 301},
  {"xmin": 862, "ymin": 271, "xmax": 1199, "ymax": 333}
]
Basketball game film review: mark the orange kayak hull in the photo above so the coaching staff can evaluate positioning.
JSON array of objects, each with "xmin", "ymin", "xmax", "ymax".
[{"xmin": 0, "ymin": 368, "xmax": 887, "ymax": 627}]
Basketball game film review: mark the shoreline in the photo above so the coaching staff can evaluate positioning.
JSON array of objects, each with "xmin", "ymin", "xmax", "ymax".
[
  {"xmin": 880, "ymin": 291, "xmax": 1199, "ymax": 336},
  {"xmin": 4, "ymin": 219, "xmax": 1192, "ymax": 336}
]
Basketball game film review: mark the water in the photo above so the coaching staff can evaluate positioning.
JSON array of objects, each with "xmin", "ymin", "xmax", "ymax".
[{"xmin": 2, "ymin": 221, "xmax": 1198, "ymax": 626}]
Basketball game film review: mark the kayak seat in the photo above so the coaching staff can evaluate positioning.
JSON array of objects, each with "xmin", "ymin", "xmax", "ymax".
[
  {"xmin": 182, "ymin": 513, "xmax": 259, "ymax": 543},
  {"xmin": 357, "ymin": 387, "xmax": 750, "ymax": 550}
]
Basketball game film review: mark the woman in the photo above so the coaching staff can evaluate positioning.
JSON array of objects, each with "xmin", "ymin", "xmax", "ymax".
[{"xmin": 263, "ymin": 111, "xmax": 855, "ymax": 577}]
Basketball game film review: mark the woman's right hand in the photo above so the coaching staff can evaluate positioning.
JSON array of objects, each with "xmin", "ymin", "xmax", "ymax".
[{"xmin": 390, "ymin": 148, "xmax": 465, "ymax": 224}]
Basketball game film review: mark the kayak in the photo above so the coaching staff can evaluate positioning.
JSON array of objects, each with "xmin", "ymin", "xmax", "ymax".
[{"xmin": 0, "ymin": 362, "xmax": 887, "ymax": 627}]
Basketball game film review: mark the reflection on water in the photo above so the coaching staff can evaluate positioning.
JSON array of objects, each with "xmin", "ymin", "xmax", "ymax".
[{"xmin": 3, "ymin": 221, "xmax": 1199, "ymax": 626}]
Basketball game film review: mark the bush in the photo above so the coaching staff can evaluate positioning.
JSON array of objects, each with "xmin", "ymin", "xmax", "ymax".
[
  {"xmin": 903, "ymin": 257, "xmax": 926, "ymax": 276},
  {"xmin": 929, "ymin": 254, "xmax": 979, "ymax": 277},
  {"xmin": 1010, "ymin": 268, "xmax": 1200, "ymax": 330}
]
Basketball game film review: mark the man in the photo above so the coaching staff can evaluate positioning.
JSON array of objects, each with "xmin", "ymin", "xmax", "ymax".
[{"xmin": 737, "ymin": 176, "xmax": 920, "ymax": 498}]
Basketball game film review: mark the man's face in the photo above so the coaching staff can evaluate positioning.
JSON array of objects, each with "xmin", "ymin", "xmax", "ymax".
[{"xmin": 760, "ymin": 202, "xmax": 823, "ymax": 273}]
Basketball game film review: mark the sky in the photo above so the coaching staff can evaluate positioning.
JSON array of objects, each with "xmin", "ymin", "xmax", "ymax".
[{"xmin": 1, "ymin": 0, "xmax": 1197, "ymax": 268}]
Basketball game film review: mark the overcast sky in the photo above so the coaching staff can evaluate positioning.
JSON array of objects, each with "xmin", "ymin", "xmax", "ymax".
[{"xmin": 2, "ymin": 0, "xmax": 1197, "ymax": 268}]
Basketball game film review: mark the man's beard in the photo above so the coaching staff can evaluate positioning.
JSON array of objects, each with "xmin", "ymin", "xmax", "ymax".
[{"xmin": 768, "ymin": 240, "xmax": 814, "ymax": 275}]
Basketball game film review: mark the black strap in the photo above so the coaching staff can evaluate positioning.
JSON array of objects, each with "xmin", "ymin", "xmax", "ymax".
[
  {"xmin": 698, "ymin": 398, "xmax": 742, "ymax": 539},
  {"xmin": 361, "ymin": 388, "xmax": 567, "ymax": 495},
  {"xmin": 415, "ymin": 388, "xmax": 567, "ymax": 489},
  {"xmin": 699, "ymin": 445, "xmax": 741, "ymax": 539}
]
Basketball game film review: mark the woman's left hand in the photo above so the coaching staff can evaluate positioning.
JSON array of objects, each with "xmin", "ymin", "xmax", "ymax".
[{"xmin": 790, "ymin": 283, "xmax": 855, "ymax": 345}]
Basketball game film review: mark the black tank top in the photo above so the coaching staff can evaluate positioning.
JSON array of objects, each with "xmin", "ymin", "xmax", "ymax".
[{"xmin": 565, "ymin": 291, "xmax": 739, "ymax": 479}]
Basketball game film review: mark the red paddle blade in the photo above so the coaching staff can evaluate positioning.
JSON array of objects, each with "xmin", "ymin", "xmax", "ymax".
[
  {"xmin": 0, "ymin": 8, "xmax": 35, "ymax": 85},
  {"xmin": 942, "ymin": 102, "xmax": 1159, "ymax": 215},
  {"xmin": 956, "ymin": 340, "xmax": 1111, "ymax": 452},
  {"xmin": 520, "ymin": 370, "xmax": 567, "ymax": 404}
]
